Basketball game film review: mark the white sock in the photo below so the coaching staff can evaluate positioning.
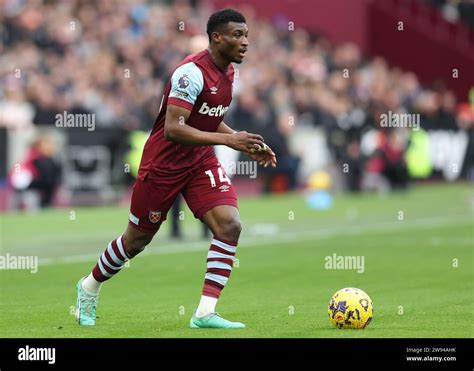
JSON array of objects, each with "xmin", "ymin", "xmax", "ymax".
[
  {"xmin": 81, "ymin": 273, "xmax": 102, "ymax": 295},
  {"xmin": 195, "ymin": 296, "xmax": 218, "ymax": 318}
]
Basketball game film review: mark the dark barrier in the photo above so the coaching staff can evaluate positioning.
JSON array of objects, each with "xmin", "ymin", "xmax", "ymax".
[
  {"xmin": 369, "ymin": 0, "xmax": 474, "ymax": 101},
  {"xmin": 214, "ymin": 0, "xmax": 473, "ymax": 101}
]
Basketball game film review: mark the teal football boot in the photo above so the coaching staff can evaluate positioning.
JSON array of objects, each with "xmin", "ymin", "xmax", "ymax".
[
  {"xmin": 75, "ymin": 277, "xmax": 98, "ymax": 326},
  {"xmin": 190, "ymin": 312, "xmax": 246, "ymax": 329}
]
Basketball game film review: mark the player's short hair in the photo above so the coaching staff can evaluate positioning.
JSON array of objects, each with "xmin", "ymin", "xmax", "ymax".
[{"xmin": 206, "ymin": 8, "xmax": 246, "ymax": 42}]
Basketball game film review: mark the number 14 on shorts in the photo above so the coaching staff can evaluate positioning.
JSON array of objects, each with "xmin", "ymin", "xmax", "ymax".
[{"xmin": 205, "ymin": 167, "xmax": 231, "ymax": 187}]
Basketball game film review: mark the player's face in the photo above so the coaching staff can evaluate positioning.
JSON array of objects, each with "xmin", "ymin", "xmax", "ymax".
[{"xmin": 218, "ymin": 22, "xmax": 249, "ymax": 64}]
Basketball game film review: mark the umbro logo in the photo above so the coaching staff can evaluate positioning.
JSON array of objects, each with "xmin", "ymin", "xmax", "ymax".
[
  {"xmin": 219, "ymin": 185, "xmax": 230, "ymax": 192},
  {"xmin": 210, "ymin": 86, "xmax": 218, "ymax": 94}
]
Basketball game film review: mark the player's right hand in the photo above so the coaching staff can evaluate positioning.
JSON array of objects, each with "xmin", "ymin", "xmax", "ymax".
[{"xmin": 226, "ymin": 131, "xmax": 265, "ymax": 154}]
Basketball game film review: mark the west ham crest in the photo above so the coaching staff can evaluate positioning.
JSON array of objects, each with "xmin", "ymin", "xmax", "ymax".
[{"xmin": 149, "ymin": 211, "xmax": 162, "ymax": 223}]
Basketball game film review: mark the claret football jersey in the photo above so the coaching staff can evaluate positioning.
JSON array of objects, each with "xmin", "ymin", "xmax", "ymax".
[{"xmin": 138, "ymin": 49, "xmax": 235, "ymax": 178}]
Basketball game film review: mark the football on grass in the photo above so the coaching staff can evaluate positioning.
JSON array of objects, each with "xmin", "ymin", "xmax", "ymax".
[{"xmin": 328, "ymin": 287, "xmax": 373, "ymax": 329}]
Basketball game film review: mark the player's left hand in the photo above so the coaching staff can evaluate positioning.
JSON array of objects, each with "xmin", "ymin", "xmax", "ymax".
[{"xmin": 247, "ymin": 143, "xmax": 277, "ymax": 168}]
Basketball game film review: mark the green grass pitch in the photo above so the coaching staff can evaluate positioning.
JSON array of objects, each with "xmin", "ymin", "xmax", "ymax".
[{"xmin": 0, "ymin": 183, "xmax": 472, "ymax": 338}]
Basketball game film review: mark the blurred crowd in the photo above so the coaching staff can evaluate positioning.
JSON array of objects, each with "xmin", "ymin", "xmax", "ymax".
[
  {"xmin": 1, "ymin": 0, "xmax": 472, "ymax": 203},
  {"xmin": 424, "ymin": 0, "xmax": 474, "ymax": 26}
]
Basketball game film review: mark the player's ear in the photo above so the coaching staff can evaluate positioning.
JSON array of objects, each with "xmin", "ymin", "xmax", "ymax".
[{"xmin": 211, "ymin": 32, "xmax": 221, "ymax": 44}]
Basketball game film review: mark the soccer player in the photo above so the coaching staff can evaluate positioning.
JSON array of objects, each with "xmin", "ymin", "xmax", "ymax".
[{"xmin": 75, "ymin": 9, "xmax": 276, "ymax": 329}]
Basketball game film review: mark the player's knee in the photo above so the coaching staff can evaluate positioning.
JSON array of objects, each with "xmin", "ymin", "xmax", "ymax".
[
  {"xmin": 215, "ymin": 217, "xmax": 242, "ymax": 242},
  {"xmin": 124, "ymin": 234, "xmax": 153, "ymax": 258}
]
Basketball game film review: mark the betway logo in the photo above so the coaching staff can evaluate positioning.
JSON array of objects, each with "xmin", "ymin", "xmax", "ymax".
[{"xmin": 198, "ymin": 102, "xmax": 229, "ymax": 117}]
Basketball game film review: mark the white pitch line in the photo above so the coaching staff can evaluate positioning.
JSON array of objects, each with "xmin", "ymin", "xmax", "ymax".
[{"xmin": 36, "ymin": 214, "xmax": 473, "ymax": 266}]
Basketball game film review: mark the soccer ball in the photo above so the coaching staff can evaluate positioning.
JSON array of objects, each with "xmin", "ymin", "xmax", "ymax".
[
  {"xmin": 250, "ymin": 142, "xmax": 269, "ymax": 153},
  {"xmin": 328, "ymin": 287, "xmax": 373, "ymax": 329}
]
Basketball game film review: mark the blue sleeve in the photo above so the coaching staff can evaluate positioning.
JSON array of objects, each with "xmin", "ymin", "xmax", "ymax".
[{"xmin": 168, "ymin": 62, "xmax": 204, "ymax": 107}]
